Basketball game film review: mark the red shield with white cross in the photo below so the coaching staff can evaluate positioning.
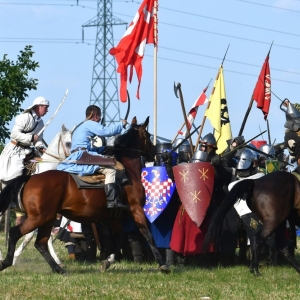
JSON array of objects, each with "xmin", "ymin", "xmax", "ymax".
[{"xmin": 173, "ymin": 162, "xmax": 214, "ymax": 227}]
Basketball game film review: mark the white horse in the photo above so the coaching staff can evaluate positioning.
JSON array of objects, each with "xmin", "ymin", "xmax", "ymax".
[{"xmin": 12, "ymin": 125, "xmax": 72, "ymax": 266}]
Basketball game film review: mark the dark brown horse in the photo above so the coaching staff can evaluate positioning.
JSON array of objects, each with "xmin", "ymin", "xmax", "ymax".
[
  {"xmin": 203, "ymin": 171, "xmax": 300, "ymax": 276},
  {"xmin": 0, "ymin": 117, "xmax": 170, "ymax": 274}
]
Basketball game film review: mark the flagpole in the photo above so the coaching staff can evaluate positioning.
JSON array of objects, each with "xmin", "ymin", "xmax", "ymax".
[
  {"xmin": 171, "ymin": 121, "xmax": 185, "ymax": 143},
  {"xmin": 238, "ymin": 42, "xmax": 273, "ymax": 136},
  {"xmin": 153, "ymin": 0, "xmax": 158, "ymax": 146},
  {"xmin": 193, "ymin": 79, "xmax": 212, "ymax": 152}
]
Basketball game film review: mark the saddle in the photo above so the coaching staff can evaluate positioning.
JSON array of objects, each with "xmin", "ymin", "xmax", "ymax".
[{"xmin": 78, "ymin": 161, "xmax": 125, "ymax": 184}]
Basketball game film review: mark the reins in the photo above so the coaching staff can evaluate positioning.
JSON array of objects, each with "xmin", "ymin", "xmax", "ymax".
[{"xmin": 44, "ymin": 133, "xmax": 70, "ymax": 161}]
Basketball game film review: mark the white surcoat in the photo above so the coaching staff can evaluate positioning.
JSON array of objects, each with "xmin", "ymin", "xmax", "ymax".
[{"xmin": 0, "ymin": 110, "xmax": 46, "ymax": 182}]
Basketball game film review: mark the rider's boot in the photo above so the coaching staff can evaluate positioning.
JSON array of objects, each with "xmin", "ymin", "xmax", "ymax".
[{"xmin": 104, "ymin": 183, "xmax": 128, "ymax": 209}]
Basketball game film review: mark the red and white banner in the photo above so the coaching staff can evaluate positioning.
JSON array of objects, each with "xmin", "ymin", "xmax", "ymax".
[
  {"xmin": 109, "ymin": 0, "xmax": 157, "ymax": 102},
  {"xmin": 178, "ymin": 87, "xmax": 208, "ymax": 135}
]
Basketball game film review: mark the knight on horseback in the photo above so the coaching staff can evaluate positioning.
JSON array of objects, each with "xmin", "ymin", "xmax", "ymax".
[
  {"xmin": 56, "ymin": 105, "xmax": 128, "ymax": 209},
  {"xmin": 0, "ymin": 96, "xmax": 50, "ymax": 224}
]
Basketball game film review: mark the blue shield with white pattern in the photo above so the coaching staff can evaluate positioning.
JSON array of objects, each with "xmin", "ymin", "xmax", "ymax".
[{"xmin": 141, "ymin": 166, "xmax": 176, "ymax": 223}]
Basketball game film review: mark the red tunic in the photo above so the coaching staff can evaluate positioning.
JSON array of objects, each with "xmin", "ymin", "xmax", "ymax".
[{"xmin": 170, "ymin": 204, "xmax": 214, "ymax": 255}]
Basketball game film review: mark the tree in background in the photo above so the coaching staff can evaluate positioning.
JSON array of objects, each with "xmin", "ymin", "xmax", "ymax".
[{"xmin": 0, "ymin": 45, "xmax": 39, "ymax": 151}]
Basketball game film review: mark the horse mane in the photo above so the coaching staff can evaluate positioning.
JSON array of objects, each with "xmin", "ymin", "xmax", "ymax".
[{"xmin": 114, "ymin": 125, "xmax": 139, "ymax": 148}]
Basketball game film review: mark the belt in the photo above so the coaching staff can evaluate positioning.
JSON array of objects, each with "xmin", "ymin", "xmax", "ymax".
[
  {"xmin": 71, "ymin": 147, "xmax": 87, "ymax": 153},
  {"xmin": 11, "ymin": 140, "xmax": 30, "ymax": 148}
]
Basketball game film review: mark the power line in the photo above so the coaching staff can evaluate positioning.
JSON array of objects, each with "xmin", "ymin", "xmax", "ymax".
[
  {"xmin": 0, "ymin": 38, "xmax": 299, "ymax": 85},
  {"xmin": 236, "ymin": 0, "xmax": 300, "ymax": 13},
  {"xmin": 159, "ymin": 6, "xmax": 300, "ymax": 38}
]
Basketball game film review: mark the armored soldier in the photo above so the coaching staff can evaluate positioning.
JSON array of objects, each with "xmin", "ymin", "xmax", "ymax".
[{"xmin": 283, "ymin": 100, "xmax": 300, "ymax": 172}]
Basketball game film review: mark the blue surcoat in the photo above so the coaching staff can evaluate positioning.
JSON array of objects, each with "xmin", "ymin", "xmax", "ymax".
[{"xmin": 57, "ymin": 120, "xmax": 122, "ymax": 176}]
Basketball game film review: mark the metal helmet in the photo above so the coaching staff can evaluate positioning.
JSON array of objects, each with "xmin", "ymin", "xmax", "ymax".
[
  {"xmin": 200, "ymin": 133, "xmax": 217, "ymax": 149},
  {"xmin": 191, "ymin": 150, "xmax": 209, "ymax": 163},
  {"xmin": 172, "ymin": 138, "xmax": 185, "ymax": 153},
  {"xmin": 106, "ymin": 134, "xmax": 120, "ymax": 146},
  {"xmin": 247, "ymin": 143, "xmax": 259, "ymax": 161},
  {"xmin": 259, "ymin": 144, "xmax": 275, "ymax": 158},
  {"xmin": 236, "ymin": 149, "xmax": 255, "ymax": 170},
  {"xmin": 284, "ymin": 102, "xmax": 300, "ymax": 131}
]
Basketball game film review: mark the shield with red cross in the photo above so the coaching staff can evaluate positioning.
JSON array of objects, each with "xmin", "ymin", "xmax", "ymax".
[
  {"xmin": 141, "ymin": 166, "xmax": 176, "ymax": 223},
  {"xmin": 173, "ymin": 162, "xmax": 214, "ymax": 227}
]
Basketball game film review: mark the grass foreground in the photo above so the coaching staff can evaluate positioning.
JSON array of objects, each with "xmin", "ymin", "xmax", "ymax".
[{"xmin": 0, "ymin": 233, "xmax": 300, "ymax": 300}]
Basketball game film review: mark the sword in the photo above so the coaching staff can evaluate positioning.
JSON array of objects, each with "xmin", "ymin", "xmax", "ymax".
[{"xmin": 37, "ymin": 89, "xmax": 69, "ymax": 137}]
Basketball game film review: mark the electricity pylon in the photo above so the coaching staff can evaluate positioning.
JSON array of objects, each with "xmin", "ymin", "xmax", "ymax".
[{"xmin": 82, "ymin": 0, "xmax": 126, "ymax": 126}]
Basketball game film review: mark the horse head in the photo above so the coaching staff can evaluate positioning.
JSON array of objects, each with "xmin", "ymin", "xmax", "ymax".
[
  {"xmin": 58, "ymin": 124, "xmax": 72, "ymax": 158},
  {"xmin": 113, "ymin": 116, "xmax": 155, "ymax": 162}
]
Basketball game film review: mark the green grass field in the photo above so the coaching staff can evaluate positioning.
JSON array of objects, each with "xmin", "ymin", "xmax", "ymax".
[{"xmin": 0, "ymin": 231, "xmax": 300, "ymax": 300}]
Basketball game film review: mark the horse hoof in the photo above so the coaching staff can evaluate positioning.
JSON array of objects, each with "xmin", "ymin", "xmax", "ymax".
[
  {"xmin": 100, "ymin": 260, "xmax": 110, "ymax": 273},
  {"xmin": 0, "ymin": 261, "xmax": 5, "ymax": 271},
  {"xmin": 159, "ymin": 264, "xmax": 171, "ymax": 274}
]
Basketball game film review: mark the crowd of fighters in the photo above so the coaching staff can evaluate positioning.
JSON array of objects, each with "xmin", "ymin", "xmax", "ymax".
[{"xmin": 1, "ymin": 96, "xmax": 300, "ymax": 267}]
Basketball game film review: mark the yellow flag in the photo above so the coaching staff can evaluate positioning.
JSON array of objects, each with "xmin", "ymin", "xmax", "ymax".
[{"xmin": 205, "ymin": 66, "xmax": 232, "ymax": 154}]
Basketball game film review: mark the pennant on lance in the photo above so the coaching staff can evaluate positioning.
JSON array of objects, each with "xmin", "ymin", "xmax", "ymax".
[
  {"xmin": 173, "ymin": 162, "xmax": 214, "ymax": 227},
  {"xmin": 142, "ymin": 166, "xmax": 176, "ymax": 223}
]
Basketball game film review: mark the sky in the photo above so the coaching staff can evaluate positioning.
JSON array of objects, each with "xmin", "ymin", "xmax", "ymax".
[{"xmin": 1, "ymin": 0, "xmax": 300, "ymax": 151}]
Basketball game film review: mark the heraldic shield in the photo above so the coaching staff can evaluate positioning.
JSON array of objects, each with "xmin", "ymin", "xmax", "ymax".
[
  {"xmin": 141, "ymin": 166, "xmax": 176, "ymax": 223},
  {"xmin": 173, "ymin": 162, "xmax": 214, "ymax": 227}
]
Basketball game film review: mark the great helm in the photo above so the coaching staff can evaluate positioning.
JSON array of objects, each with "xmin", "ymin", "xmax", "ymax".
[
  {"xmin": 23, "ymin": 96, "xmax": 49, "ymax": 113},
  {"xmin": 200, "ymin": 133, "xmax": 217, "ymax": 149},
  {"xmin": 259, "ymin": 144, "xmax": 275, "ymax": 159},
  {"xmin": 247, "ymin": 143, "xmax": 259, "ymax": 161},
  {"xmin": 283, "ymin": 101, "xmax": 300, "ymax": 131},
  {"xmin": 236, "ymin": 148, "xmax": 255, "ymax": 170}
]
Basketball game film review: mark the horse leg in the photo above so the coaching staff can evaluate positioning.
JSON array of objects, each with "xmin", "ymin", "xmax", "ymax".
[
  {"xmin": 99, "ymin": 220, "xmax": 123, "ymax": 273},
  {"xmin": 250, "ymin": 232, "xmax": 264, "ymax": 276},
  {"xmin": 132, "ymin": 207, "xmax": 169, "ymax": 273},
  {"xmin": 34, "ymin": 222, "xmax": 66, "ymax": 274},
  {"xmin": 279, "ymin": 247, "xmax": 300, "ymax": 273},
  {"xmin": 13, "ymin": 230, "xmax": 35, "ymax": 265},
  {"xmin": 0, "ymin": 225, "xmax": 23, "ymax": 271},
  {"xmin": 48, "ymin": 236, "xmax": 63, "ymax": 266},
  {"xmin": 275, "ymin": 223, "xmax": 300, "ymax": 274}
]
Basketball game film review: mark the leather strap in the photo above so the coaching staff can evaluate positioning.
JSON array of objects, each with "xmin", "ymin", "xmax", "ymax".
[
  {"xmin": 11, "ymin": 140, "xmax": 30, "ymax": 148},
  {"xmin": 71, "ymin": 147, "xmax": 87, "ymax": 153}
]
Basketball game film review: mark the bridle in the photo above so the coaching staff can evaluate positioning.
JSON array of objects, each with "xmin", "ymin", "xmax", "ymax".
[
  {"xmin": 44, "ymin": 133, "xmax": 70, "ymax": 161},
  {"xmin": 113, "ymin": 125, "xmax": 156, "ymax": 161}
]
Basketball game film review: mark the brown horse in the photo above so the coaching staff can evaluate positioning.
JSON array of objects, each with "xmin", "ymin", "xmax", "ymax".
[
  {"xmin": 0, "ymin": 117, "xmax": 170, "ymax": 274},
  {"xmin": 203, "ymin": 171, "xmax": 300, "ymax": 276}
]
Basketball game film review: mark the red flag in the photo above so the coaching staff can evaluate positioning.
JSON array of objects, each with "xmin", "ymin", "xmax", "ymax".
[
  {"xmin": 253, "ymin": 54, "xmax": 271, "ymax": 120},
  {"xmin": 178, "ymin": 87, "xmax": 208, "ymax": 136},
  {"xmin": 109, "ymin": 0, "xmax": 156, "ymax": 102}
]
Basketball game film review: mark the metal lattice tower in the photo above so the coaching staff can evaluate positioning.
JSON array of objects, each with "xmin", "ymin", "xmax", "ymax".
[{"xmin": 82, "ymin": 0, "xmax": 126, "ymax": 126}]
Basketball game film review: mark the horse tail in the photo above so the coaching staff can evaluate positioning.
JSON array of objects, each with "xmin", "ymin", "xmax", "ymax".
[
  {"xmin": 0, "ymin": 175, "xmax": 31, "ymax": 215},
  {"xmin": 203, "ymin": 179, "xmax": 255, "ymax": 251}
]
